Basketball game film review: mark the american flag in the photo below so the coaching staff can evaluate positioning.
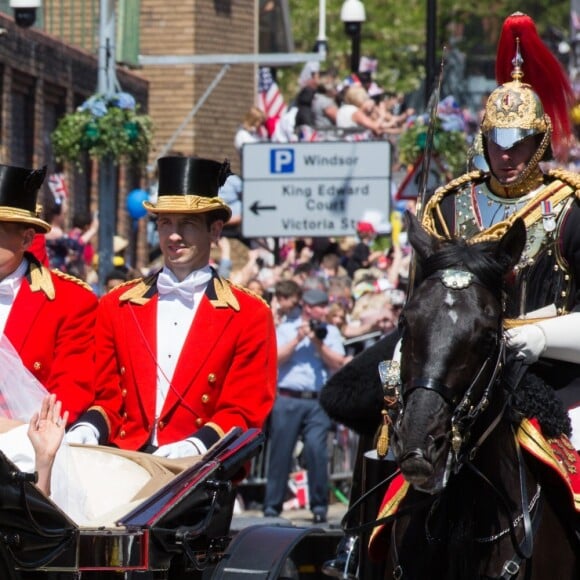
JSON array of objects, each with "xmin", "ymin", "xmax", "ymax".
[{"xmin": 257, "ymin": 67, "xmax": 286, "ymax": 119}]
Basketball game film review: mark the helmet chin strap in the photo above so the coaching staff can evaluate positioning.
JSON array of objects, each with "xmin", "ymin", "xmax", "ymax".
[{"xmin": 486, "ymin": 130, "xmax": 551, "ymax": 199}]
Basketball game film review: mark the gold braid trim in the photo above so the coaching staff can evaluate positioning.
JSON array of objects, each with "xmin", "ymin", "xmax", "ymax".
[
  {"xmin": 469, "ymin": 179, "xmax": 574, "ymax": 244},
  {"xmin": 204, "ymin": 421, "xmax": 226, "ymax": 438},
  {"xmin": 119, "ymin": 275, "xmax": 156, "ymax": 304},
  {"xmin": 210, "ymin": 277, "xmax": 240, "ymax": 311},
  {"xmin": 548, "ymin": 167, "xmax": 580, "ymax": 193},
  {"xmin": 27, "ymin": 257, "xmax": 55, "ymax": 300},
  {"xmin": 51, "ymin": 268, "xmax": 93, "ymax": 293},
  {"xmin": 422, "ymin": 170, "xmax": 485, "ymax": 239}
]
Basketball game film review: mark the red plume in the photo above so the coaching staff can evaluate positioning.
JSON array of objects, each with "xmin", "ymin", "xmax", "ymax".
[{"xmin": 495, "ymin": 12, "xmax": 573, "ymax": 159}]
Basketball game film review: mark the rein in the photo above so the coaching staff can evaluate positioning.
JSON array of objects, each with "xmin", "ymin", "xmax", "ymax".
[{"xmin": 387, "ymin": 263, "xmax": 545, "ymax": 576}]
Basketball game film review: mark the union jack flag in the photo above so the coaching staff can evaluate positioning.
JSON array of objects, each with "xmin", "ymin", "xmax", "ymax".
[{"xmin": 257, "ymin": 67, "xmax": 286, "ymax": 119}]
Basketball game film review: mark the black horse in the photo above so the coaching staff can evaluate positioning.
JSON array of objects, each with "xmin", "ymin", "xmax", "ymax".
[{"xmin": 379, "ymin": 213, "xmax": 580, "ymax": 579}]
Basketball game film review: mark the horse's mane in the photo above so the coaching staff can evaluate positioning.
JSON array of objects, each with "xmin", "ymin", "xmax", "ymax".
[
  {"xmin": 418, "ymin": 238, "xmax": 508, "ymax": 295},
  {"xmin": 510, "ymin": 367, "xmax": 572, "ymax": 437}
]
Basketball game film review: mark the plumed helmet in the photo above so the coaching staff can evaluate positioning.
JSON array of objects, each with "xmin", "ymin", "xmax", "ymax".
[
  {"xmin": 481, "ymin": 42, "xmax": 551, "ymax": 151},
  {"xmin": 483, "ymin": 12, "xmax": 572, "ymax": 161}
]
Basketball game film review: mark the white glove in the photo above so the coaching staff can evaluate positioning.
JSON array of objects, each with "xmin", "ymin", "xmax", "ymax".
[
  {"xmin": 534, "ymin": 312, "xmax": 580, "ymax": 364},
  {"xmin": 505, "ymin": 324, "xmax": 546, "ymax": 364},
  {"xmin": 153, "ymin": 437, "xmax": 207, "ymax": 459},
  {"xmin": 64, "ymin": 424, "xmax": 99, "ymax": 445},
  {"xmin": 506, "ymin": 313, "xmax": 580, "ymax": 364}
]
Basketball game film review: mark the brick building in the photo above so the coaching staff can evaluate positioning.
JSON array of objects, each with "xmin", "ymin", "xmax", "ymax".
[
  {"xmin": 0, "ymin": 10, "xmax": 148, "ymax": 264},
  {"xmin": 0, "ymin": 1, "xmax": 261, "ymax": 273}
]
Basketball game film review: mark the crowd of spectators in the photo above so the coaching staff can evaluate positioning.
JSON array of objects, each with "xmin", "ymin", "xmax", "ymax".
[
  {"xmin": 209, "ymin": 216, "xmax": 409, "ymax": 358},
  {"xmin": 234, "ymin": 63, "xmax": 415, "ymax": 157}
]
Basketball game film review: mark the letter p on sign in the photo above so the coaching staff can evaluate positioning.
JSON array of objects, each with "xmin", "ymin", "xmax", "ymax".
[{"xmin": 270, "ymin": 148, "xmax": 294, "ymax": 174}]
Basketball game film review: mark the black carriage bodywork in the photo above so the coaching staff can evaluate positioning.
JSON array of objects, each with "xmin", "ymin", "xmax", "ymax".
[
  {"xmin": 0, "ymin": 429, "xmax": 258, "ymax": 578},
  {"xmin": 0, "ymin": 429, "xmax": 342, "ymax": 579}
]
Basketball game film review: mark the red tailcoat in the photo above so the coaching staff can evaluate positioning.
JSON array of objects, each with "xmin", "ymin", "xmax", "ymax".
[
  {"xmin": 4, "ymin": 255, "xmax": 98, "ymax": 424},
  {"xmin": 94, "ymin": 271, "xmax": 278, "ymax": 451}
]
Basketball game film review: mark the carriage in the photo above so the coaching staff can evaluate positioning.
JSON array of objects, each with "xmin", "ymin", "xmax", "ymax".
[{"xmin": 0, "ymin": 427, "xmax": 342, "ymax": 579}]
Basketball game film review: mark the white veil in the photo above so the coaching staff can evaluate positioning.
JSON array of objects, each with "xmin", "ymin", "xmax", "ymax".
[
  {"xmin": 0, "ymin": 333, "xmax": 47, "ymax": 421},
  {"xmin": 0, "ymin": 334, "xmax": 87, "ymax": 520}
]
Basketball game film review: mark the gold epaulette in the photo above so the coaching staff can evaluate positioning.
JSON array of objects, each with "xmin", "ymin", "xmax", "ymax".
[
  {"xmin": 51, "ymin": 268, "xmax": 94, "ymax": 293},
  {"xmin": 548, "ymin": 168, "xmax": 580, "ymax": 194},
  {"xmin": 119, "ymin": 274, "xmax": 156, "ymax": 305},
  {"xmin": 422, "ymin": 170, "xmax": 484, "ymax": 239},
  {"xmin": 228, "ymin": 279, "xmax": 270, "ymax": 307},
  {"xmin": 433, "ymin": 169, "xmax": 485, "ymax": 198},
  {"xmin": 28, "ymin": 260, "xmax": 55, "ymax": 300},
  {"xmin": 210, "ymin": 276, "xmax": 241, "ymax": 311}
]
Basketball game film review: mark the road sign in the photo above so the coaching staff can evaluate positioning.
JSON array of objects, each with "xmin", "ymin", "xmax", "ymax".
[{"xmin": 241, "ymin": 141, "xmax": 391, "ymax": 237}]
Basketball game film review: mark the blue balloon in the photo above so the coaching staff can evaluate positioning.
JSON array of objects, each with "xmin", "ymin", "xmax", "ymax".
[{"xmin": 126, "ymin": 188, "xmax": 149, "ymax": 219}]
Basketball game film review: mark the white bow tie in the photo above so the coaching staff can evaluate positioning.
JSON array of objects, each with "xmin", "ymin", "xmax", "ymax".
[{"xmin": 156, "ymin": 270, "xmax": 212, "ymax": 303}]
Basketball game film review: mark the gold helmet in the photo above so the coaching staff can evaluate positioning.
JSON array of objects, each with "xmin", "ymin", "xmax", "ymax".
[{"xmin": 481, "ymin": 41, "xmax": 551, "ymax": 161}]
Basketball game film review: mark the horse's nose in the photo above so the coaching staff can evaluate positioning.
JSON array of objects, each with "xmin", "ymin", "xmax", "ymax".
[{"xmin": 397, "ymin": 448, "xmax": 434, "ymax": 482}]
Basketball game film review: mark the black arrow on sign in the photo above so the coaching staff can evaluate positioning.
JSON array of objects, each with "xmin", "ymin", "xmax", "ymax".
[{"xmin": 250, "ymin": 201, "xmax": 277, "ymax": 215}]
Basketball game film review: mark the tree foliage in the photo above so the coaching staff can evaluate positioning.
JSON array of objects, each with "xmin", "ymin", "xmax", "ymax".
[{"xmin": 282, "ymin": 0, "xmax": 570, "ymax": 108}]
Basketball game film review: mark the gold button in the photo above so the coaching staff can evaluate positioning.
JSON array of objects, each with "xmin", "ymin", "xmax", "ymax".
[
  {"xmin": 33, "ymin": 362, "xmax": 41, "ymax": 370},
  {"xmin": 158, "ymin": 420, "xmax": 165, "ymax": 430},
  {"xmin": 121, "ymin": 389, "xmax": 127, "ymax": 397},
  {"xmin": 195, "ymin": 418, "xmax": 203, "ymax": 427},
  {"xmin": 201, "ymin": 394, "xmax": 210, "ymax": 404},
  {"xmin": 120, "ymin": 366, "xmax": 126, "ymax": 375},
  {"xmin": 207, "ymin": 373, "xmax": 216, "ymax": 384},
  {"xmin": 119, "ymin": 430, "xmax": 126, "ymax": 438}
]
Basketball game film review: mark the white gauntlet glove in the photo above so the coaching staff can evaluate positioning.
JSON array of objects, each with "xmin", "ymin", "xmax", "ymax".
[
  {"xmin": 505, "ymin": 325, "xmax": 546, "ymax": 364},
  {"xmin": 64, "ymin": 424, "xmax": 99, "ymax": 445},
  {"xmin": 506, "ymin": 313, "xmax": 580, "ymax": 365},
  {"xmin": 153, "ymin": 437, "xmax": 207, "ymax": 459}
]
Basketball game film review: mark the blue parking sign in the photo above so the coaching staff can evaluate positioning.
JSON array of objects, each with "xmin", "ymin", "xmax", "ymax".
[{"xmin": 270, "ymin": 148, "xmax": 294, "ymax": 174}]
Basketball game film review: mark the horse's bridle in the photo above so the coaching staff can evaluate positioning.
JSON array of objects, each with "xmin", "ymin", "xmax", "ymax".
[{"xmin": 394, "ymin": 268, "xmax": 507, "ymax": 482}]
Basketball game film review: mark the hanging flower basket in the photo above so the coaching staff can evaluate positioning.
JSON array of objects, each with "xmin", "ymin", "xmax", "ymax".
[
  {"xmin": 51, "ymin": 92, "xmax": 154, "ymax": 167},
  {"xmin": 398, "ymin": 97, "xmax": 469, "ymax": 177}
]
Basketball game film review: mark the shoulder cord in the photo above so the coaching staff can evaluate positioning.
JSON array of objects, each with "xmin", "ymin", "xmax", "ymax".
[{"xmin": 128, "ymin": 303, "xmax": 199, "ymax": 420}]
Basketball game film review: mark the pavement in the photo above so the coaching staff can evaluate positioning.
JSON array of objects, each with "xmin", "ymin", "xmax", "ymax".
[{"xmin": 231, "ymin": 500, "xmax": 348, "ymax": 533}]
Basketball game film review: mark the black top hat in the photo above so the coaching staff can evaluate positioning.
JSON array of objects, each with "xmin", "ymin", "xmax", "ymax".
[
  {"xmin": 143, "ymin": 156, "xmax": 232, "ymax": 222},
  {"xmin": 0, "ymin": 164, "xmax": 50, "ymax": 232}
]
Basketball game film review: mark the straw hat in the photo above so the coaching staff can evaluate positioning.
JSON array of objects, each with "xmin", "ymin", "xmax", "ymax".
[
  {"xmin": 0, "ymin": 164, "xmax": 50, "ymax": 233},
  {"xmin": 143, "ymin": 156, "xmax": 232, "ymax": 222}
]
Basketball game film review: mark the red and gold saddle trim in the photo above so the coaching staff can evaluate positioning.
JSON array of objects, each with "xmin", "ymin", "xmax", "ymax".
[
  {"xmin": 368, "ymin": 419, "xmax": 580, "ymax": 559},
  {"xmin": 517, "ymin": 417, "xmax": 580, "ymax": 511}
]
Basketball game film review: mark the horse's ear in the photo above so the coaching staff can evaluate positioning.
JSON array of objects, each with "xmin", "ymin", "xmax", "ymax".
[
  {"xmin": 405, "ymin": 210, "xmax": 438, "ymax": 260},
  {"xmin": 496, "ymin": 218, "xmax": 526, "ymax": 272}
]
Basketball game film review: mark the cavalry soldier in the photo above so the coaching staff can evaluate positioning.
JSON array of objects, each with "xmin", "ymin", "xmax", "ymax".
[
  {"xmin": 0, "ymin": 163, "xmax": 102, "ymax": 431},
  {"xmin": 422, "ymin": 12, "xmax": 580, "ymax": 437},
  {"xmin": 71, "ymin": 156, "xmax": 277, "ymax": 456},
  {"xmin": 321, "ymin": 12, "xmax": 580, "ymax": 578}
]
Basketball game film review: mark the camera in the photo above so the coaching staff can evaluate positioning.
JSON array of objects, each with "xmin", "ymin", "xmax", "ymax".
[
  {"xmin": 10, "ymin": 0, "xmax": 41, "ymax": 29},
  {"xmin": 309, "ymin": 319, "xmax": 328, "ymax": 341}
]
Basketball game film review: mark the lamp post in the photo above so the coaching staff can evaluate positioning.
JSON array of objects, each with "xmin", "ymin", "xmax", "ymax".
[{"xmin": 340, "ymin": 0, "xmax": 366, "ymax": 74}]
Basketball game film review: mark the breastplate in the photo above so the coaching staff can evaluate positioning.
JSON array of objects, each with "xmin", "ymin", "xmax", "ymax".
[{"xmin": 453, "ymin": 181, "xmax": 573, "ymax": 316}]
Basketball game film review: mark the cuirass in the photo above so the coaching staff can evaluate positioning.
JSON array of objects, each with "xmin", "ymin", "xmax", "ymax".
[{"xmin": 453, "ymin": 181, "xmax": 573, "ymax": 317}]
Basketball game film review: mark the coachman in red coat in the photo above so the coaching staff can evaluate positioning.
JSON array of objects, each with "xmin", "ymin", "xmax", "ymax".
[
  {"xmin": 0, "ymin": 164, "xmax": 105, "ymax": 436},
  {"xmin": 77, "ymin": 156, "xmax": 277, "ymax": 457}
]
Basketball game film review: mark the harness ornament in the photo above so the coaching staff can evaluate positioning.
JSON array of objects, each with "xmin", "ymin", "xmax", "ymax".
[
  {"xmin": 377, "ymin": 360, "xmax": 402, "ymax": 458},
  {"xmin": 440, "ymin": 269, "xmax": 474, "ymax": 289}
]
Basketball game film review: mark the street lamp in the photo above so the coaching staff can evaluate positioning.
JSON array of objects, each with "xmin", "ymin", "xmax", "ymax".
[{"xmin": 340, "ymin": 0, "xmax": 366, "ymax": 74}]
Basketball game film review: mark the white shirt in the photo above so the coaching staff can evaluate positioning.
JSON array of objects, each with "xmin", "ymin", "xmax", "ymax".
[
  {"xmin": 153, "ymin": 266, "xmax": 212, "ymax": 444},
  {"xmin": 0, "ymin": 259, "xmax": 27, "ymax": 336}
]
